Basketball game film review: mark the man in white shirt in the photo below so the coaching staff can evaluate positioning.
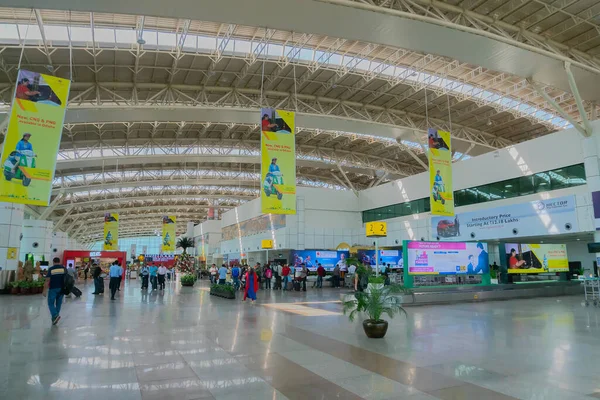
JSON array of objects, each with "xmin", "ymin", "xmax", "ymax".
[
  {"xmin": 209, "ymin": 264, "xmax": 218, "ymax": 284},
  {"xmin": 157, "ymin": 265, "xmax": 167, "ymax": 290}
]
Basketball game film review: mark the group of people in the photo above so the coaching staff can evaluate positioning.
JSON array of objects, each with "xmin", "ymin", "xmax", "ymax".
[{"xmin": 139, "ymin": 264, "xmax": 173, "ymax": 291}]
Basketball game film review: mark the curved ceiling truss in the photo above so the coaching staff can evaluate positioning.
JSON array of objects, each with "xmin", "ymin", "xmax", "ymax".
[{"xmin": 0, "ymin": 4, "xmax": 594, "ymax": 243}]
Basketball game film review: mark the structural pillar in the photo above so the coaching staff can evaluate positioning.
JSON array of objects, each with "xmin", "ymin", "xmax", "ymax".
[
  {"xmin": 297, "ymin": 196, "xmax": 305, "ymax": 250},
  {"xmin": 0, "ymin": 202, "xmax": 24, "ymax": 270},
  {"xmin": 20, "ymin": 220, "xmax": 54, "ymax": 264},
  {"xmin": 583, "ymin": 126, "xmax": 600, "ymax": 275}
]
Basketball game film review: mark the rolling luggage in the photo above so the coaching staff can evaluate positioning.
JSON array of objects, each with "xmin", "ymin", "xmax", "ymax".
[
  {"xmin": 71, "ymin": 286, "xmax": 82, "ymax": 298},
  {"xmin": 293, "ymin": 280, "xmax": 301, "ymax": 291}
]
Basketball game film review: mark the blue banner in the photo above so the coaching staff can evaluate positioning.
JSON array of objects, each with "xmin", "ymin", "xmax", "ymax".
[
  {"xmin": 358, "ymin": 250, "xmax": 403, "ymax": 268},
  {"xmin": 290, "ymin": 250, "xmax": 349, "ymax": 271}
]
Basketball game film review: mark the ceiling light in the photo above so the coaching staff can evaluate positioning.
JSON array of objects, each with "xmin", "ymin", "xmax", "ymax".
[
  {"xmin": 505, "ymin": 184, "xmax": 512, "ymax": 188},
  {"xmin": 539, "ymin": 182, "xmax": 547, "ymax": 186},
  {"xmin": 137, "ymin": 37, "xmax": 146, "ymax": 45}
]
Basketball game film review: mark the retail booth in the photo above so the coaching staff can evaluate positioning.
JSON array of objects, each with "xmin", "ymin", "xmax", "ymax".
[{"xmin": 63, "ymin": 250, "xmax": 127, "ymax": 272}]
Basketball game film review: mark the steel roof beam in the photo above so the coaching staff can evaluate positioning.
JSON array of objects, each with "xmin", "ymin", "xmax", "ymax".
[{"xmin": 5, "ymin": 0, "xmax": 600, "ymax": 101}]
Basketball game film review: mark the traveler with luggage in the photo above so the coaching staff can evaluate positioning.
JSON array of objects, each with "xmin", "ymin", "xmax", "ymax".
[{"xmin": 91, "ymin": 263, "xmax": 104, "ymax": 295}]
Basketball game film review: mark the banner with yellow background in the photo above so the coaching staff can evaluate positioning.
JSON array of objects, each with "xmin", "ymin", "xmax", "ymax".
[
  {"xmin": 0, "ymin": 70, "xmax": 70, "ymax": 206},
  {"xmin": 161, "ymin": 215, "xmax": 176, "ymax": 253},
  {"xmin": 103, "ymin": 213, "xmax": 119, "ymax": 251},
  {"xmin": 260, "ymin": 108, "xmax": 296, "ymax": 214},
  {"xmin": 506, "ymin": 243, "xmax": 569, "ymax": 274},
  {"xmin": 428, "ymin": 128, "xmax": 454, "ymax": 216}
]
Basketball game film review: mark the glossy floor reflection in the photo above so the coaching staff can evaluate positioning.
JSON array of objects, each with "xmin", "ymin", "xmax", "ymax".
[{"xmin": 1, "ymin": 278, "xmax": 599, "ymax": 399}]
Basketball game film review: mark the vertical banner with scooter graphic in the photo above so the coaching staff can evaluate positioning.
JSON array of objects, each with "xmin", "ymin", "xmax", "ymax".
[
  {"xmin": 0, "ymin": 70, "xmax": 70, "ymax": 206},
  {"xmin": 260, "ymin": 108, "xmax": 296, "ymax": 215},
  {"xmin": 428, "ymin": 128, "xmax": 454, "ymax": 217},
  {"xmin": 103, "ymin": 213, "xmax": 119, "ymax": 251},
  {"xmin": 161, "ymin": 215, "xmax": 176, "ymax": 253}
]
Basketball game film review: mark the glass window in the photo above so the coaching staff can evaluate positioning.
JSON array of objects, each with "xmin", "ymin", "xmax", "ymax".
[
  {"xmin": 362, "ymin": 164, "xmax": 585, "ymax": 222},
  {"xmin": 533, "ymin": 172, "xmax": 551, "ymax": 193},
  {"xmin": 518, "ymin": 175, "xmax": 534, "ymax": 196}
]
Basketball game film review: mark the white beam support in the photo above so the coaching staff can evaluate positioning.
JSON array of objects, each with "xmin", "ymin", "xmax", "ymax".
[
  {"xmin": 38, "ymin": 192, "xmax": 64, "ymax": 220},
  {"xmin": 528, "ymin": 78, "xmax": 588, "ymax": 137},
  {"xmin": 336, "ymin": 163, "xmax": 358, "ymax": 196},
  {"xmin": 565, "ymin": 62, "xmax": 592, "ymax": 137},
  {"xmin": 53, "ymin": 207, "xmax": 74, "ymax": 231}
]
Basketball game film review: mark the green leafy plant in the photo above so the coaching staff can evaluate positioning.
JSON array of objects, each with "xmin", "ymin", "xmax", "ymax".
[
  {"xmin": 343, "ymin": 284, "xmax": 409, "ymax": 323},
  {"xmin": 10, "ymin": 281, "xmax": 20, "ymax": 288},
  {"xmin": 18, "ymin": 280, "xmax": 30, "ymax": 288},
  {"xmin": 180, "ymin": 274, "xmax": 196, "ymax": 285},
  {"xmin": 368, "ymin": 276, "xmax": 385, "ymax": 284},
  {"xmin": 211, "ymin": 284, "xmax": 235, "ymax": 294},
  {"xmin": 176, "ymin": 237, "xmax": 195, "ymax": 254}
]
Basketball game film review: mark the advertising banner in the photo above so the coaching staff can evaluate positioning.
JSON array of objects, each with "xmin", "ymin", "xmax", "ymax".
[
  {"xmin": 290, "ymin": 250, "xmax": 349, "ymax": 271},
  {"xmin": 406, "ymin": 241, "xmax": 489, "ymax": 275},
  {"xmin": 432, "ymin": 195, "xmax": 577, "ymax": 241},
  {"xmin": 0, "ymin": 70, "xmax": 70, "ymax": 206},
  {"xmin": 504, "ymin": 243, "xmax": 568, "ymax": 273},
  {"xmin": 102, "ymin": 213, "xmax": 119, "ymax": 251},
  {"xmin": 357, "ymin": 250, "xmax": 403, "ymax": 268},
  {"xmin": 222, "ymin": 214, "xmax": 286, "ymax": 241},
  {"xmin": 261, "ymin": 108, "xmax": 296, "ymax": 215},
  {"xmin": 161, "ymin": 215, "xmax": 176, "ymax": 253},
  {"xmin": 428, "ymin": 128, "xmax": 454, "ymax": 216}
]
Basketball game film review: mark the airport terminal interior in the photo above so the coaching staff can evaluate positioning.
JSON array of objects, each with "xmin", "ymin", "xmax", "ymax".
[{"xmin": 3, "ymin": 1, "xmax": 600, "ymax": 399}]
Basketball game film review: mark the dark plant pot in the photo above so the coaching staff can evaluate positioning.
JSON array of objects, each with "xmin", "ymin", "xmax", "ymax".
[
  {"xmin": 210, "ymin": 287, "xmax": 236, "ymax": 299},
  {"xmin": 362, "ymin": 319, "xmax": 388, "ymax": 338},
  {"xmin": 10, "ymin": 287, "xmax": 19, "ymax": 295},
  {"xmin": 181, "ymin": 282, "xmax": 195, "ymax": 287},
  {"xmin": 21, "ymin": 287, "xmax": 31, "ymax": 295},
  {"xmin": 35, "ymin": 286, "xmax": 42, "ymax": 294}
]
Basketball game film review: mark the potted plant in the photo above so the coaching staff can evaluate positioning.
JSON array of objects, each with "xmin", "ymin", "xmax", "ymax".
[
  {"xmin": 34, "ymin": 280, "xmax": 44, "ymax": 294},
  {"xmin": 19, "ymin": 280, "xmax": 31, "ymax": 295},
  {"xmin": 180, "ymin": 274, "xmax": 196, "ymax": 287},
  {"xmin": 10, "ymin": 281, "xmax": 20, "ymax": 295},
  {"xmin": 343, "ymin": 284, "xmax": 409, "ymax": 339},
  {"xmin": 210, "ymin": 284, "xmax": 236, "ymax": 299}
]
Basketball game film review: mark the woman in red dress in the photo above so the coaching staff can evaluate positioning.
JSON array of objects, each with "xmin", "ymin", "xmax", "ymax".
[{"xmin": 243, "ymin": 268, "xmax": 259, "ymax": 302}]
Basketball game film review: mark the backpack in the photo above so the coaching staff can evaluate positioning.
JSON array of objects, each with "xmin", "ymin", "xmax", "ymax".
[
  {"xmin": 62, "ymin": 269, "xmax": 75, "ymax": 295},
  {"xmin": 265, "ymin": 269, "xmax": 272, "ymax": 279}
]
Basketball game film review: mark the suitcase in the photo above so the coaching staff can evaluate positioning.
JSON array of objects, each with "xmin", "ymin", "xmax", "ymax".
[
  {"xmin": 293, "ymin": 281, "xmax": 301, "ymax": 291},
  {"xmin": 71, "ymin": 286, "xmax": 82, "ymax": 297}
]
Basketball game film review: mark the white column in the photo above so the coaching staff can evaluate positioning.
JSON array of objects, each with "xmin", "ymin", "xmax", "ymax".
[
  {"xmin": 0, "ymin": 202, "xmax": 24, "ymax": 270},
  {"xmin": 20, "ymin": 220, "xmax": 54, "ymax": 263},
  {"xmin": 297, "ymin": 195, "xmax": 305, "ymax": 250},
  {"xmin": 583, "ymin": 128, "xmax": 600, "ymax": 271},
  {"xmin": 52, "ymin": 231, "xmax": 69, "ymax": 261}
]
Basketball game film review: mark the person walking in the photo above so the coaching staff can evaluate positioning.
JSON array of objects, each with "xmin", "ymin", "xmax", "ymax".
[
  {"xmin": 140, "ymin": 264, "xmax": 149, "ymax": 290},
  {"xmin": 243, "ymin": 267, "xmax": 259, "ymax": 303},
  {"xmin": 43, "ymin": 257, "xmax": 66, "ymax": 325},
  {"xmin": 316, "ymin": 263, "xmax": 325, "ymax": 288},
  {"xmin": 157, "ymin": 264, "xmax": 167, "ymax": 290},
  {"xmin": 149, "ymin": 264, "xmax": 158, "ymax": 291},
  {"xmin": 273, "ymin": 263, "xmax": 282, "ymax": 290},
  {"xmin": 232, "ymin": 264, "xmax": 241, "ymax": 291},
  {"xmin": 264, "ymin": 265, "xmax": 272, "ymax": 289},
  {"xmin": 84, "ymin": 263, "xmax": 90, "ymax": 280},
  {"xmin": 116, "ymin": 261, "xmax": 123, "ymax": 291},
  {"xmin": 333, "ymin": 264, "xmax": 341, "ymax": 288},
  {"xmin": 109, "ymin": 262, "xmax": 122, "ymax": 300},
  {"xmin": 218, "ymin": 264, "xmax": 228, "ymax": 284},
  {"xmin": 65, "ymin": 263, "xmax": 76, "ymax": 298},
  {"xmin": 209, "ymin": 264, "xmax": 218, "ymax": 284},
  {"xmin": 91, "ymin": 263, "xmax": 104, "ymax": 295},
  {"xmin": 300, "ymin": 263, "xmax": 308, "ymax": 292},
  {"xmin": 281, "ymin": 264, "xmax": 290, "ymax": 291}
]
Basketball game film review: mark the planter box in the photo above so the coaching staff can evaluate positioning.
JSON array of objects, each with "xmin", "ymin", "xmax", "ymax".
[
  {"xmin": 181, "ymin": 281, "xmax": 195, "ymax": 287},
  {"xmin": 210, "ymin": 286, "xmax": 236, "ymax": 299}
]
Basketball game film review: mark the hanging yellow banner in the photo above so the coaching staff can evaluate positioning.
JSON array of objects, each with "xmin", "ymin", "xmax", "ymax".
[
  {"xmin": 260, "ymin": 108, "xmax": 296, "ymax": 214},
  {"xmin": 0, "ymin": 70, "xmax": 70, "ymax": 206},
  {"xmin": 428, "ymin": 128, "xmax": 454, "ymax": 217},
  {"xmin": 103, "ymin": 213, "xmax": 119, "ymax": 251},
  {"xmin": 161, "ymin": 215, "xmax": 176, "ymax": 253}
]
